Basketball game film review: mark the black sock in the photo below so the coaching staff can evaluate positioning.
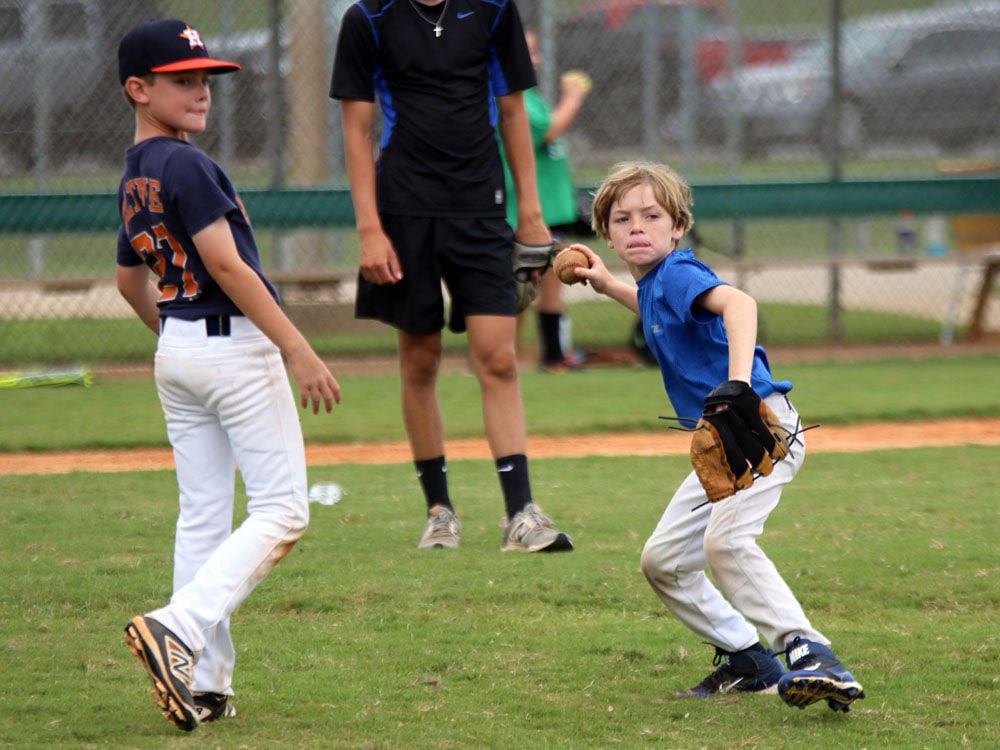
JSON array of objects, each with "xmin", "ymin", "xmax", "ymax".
[
  {"xmin": 538, "ymin": 312, "xmax": 564, "ymax": 365},
  {"xmin": 415, "ymin": 456, "xmax": 451, "ymax": 511},
  {"xmin": 496, "ymin": 454, "xmax": 532, "ymax": 517}
]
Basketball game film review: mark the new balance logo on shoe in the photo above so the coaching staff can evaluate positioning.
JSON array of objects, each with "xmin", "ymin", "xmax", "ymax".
[{"xmin": 124, "ymin": 616, "xmax": 199, "ymax": 731}]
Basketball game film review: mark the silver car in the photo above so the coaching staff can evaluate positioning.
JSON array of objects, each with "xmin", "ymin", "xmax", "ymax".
[{"xmin": 703, "ymin": 2, "xmax": 1000, "ymax": 154}]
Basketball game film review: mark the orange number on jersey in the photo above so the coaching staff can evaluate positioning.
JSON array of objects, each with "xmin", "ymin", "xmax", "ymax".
[{"xmin": 129, "ymin": 223, "xmax": 200, "ymax": 302}]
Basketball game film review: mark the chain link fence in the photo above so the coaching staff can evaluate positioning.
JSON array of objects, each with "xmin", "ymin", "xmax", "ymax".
[{"xmin": 2, "ymin": 0, "xmax": 999, "ymax": 369}]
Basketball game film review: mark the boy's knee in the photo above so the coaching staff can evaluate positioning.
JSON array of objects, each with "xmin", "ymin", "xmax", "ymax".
[
  {"xmin": 703, "ymin": 525, "xmax": 744, "ymax": 571},
  {"xmin": 473, "ymin": 346, "xmax": 517, "ymax": 381},
  {"xmin": 640, "ymin": 538, "xmax": 682, "ymax": 587},
  {"xmin": 285, "ymin": 503, "xmax": 309, "ymax": 541}
]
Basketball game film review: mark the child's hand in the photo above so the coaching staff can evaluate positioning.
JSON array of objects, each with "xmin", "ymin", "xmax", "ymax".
[
  {"xmin": 287, "ymin": 347, "xmax": 342, "ymax": 414},
  {"xmin": 566, "ymin": 243, "xmax": 611, "ymax": 293}
]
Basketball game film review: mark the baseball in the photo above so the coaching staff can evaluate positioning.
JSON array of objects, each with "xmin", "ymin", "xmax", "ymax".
[
  {"xmin": 553, "ymin": 247, "xmax": 589, "ymax": 285},
  {"xmin": 565, "ymin": 70, "xmax": 592, "ymax": 94},
  {"xmin": 308, "ymin": 482, "xmax": 343, "ymax": 505}
]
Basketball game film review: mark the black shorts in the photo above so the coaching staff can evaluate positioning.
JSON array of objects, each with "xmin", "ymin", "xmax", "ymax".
[{"xmin": 355, "ymin": 215, "xmax": 516, "ymax": 335}]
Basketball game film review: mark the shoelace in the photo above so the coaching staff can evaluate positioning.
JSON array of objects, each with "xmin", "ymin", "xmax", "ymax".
[
  {"xmin": 513, "ymin": 507, "xmax": 552, "ymax": 532},
  {"xmin": 426, "ymin": 512, "xmax": 458, "ymax": 539}
]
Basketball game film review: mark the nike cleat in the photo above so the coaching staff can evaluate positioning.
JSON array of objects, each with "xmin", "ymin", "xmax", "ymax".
[
  {"xmin": 778, "ymin": 637, "xmax": 865, "ymax": 712},
  {"xmin": 676, "ymin": 643, "xmax": 785, "ymax": 698}
]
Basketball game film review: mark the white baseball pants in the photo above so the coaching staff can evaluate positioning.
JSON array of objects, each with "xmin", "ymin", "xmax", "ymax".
[
  {"xmin": 640, "ymin": 393, "xmax": 828, "ymax": 654},
  {"xmin": 146, "ymin": 316, "xmax": 309, "ymax": 695}
]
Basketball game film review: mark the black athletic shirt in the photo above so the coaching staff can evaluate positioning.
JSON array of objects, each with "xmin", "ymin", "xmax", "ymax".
[{"xmin": 330, "ymin": 0, "xmax": 535, "ymax": 218}]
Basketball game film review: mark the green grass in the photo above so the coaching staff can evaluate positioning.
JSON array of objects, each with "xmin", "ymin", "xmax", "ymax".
[
  {"xmin": 2, "ymin": 342, "xmax": 999, "ymax": 746},
  {"xmin": 0, "ymin": 300, "xmax": 949, "ymax": 368},
  {"xmin": 1, "ymin": 353, "xmax": 998, "ymax": 452},
  {"xmin": 2, "ymin": 446, "xmax": 999, "ymax": 747}
]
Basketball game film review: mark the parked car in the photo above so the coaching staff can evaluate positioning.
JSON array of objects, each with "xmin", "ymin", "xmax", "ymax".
[
  {"xmin": 702, "ymin": 2, "xmax": 1000, "ymax": 154},
  {"xmin": 201, "ymin": 27, "xmax": 289, "ymax": 161},
  {"xmin": 0, "ymin": 0, "xmax": 287, "ymax": 173},
  {"xmin": 0, "ymin": 0, "xmax": 163, "ymax": 170},
  {"xmin": 552, "ymin": 0, "xmax": 815, "ymax": 146}
]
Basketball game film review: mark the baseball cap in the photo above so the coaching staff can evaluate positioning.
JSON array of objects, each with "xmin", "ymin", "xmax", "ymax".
[{"xmin": 118, "ymin": 19, "xmax": 241, "ymax": 85}]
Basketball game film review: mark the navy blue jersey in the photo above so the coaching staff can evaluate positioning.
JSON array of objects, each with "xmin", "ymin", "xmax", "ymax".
[
  {"xmin": 636, "ymin": 248, "xmax": 792, "ymax": 422},
  {"xmin": 116, "ymin": 136, "xmax": 277, "ymax": 319},
  {"xmin": 330, "ymin": 0, "xmax": 535, "ymax": 217}
]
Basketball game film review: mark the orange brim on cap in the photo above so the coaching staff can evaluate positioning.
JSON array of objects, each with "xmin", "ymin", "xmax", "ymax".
[{"xmin": 151, "ymin": 58, "xmax": 241, "ymax": 75}]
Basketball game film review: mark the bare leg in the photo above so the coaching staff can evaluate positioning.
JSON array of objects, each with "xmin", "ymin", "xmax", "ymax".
[
  {"xmin": 465, "ymin": 314, "xmax": 526, "ymax": 459},
  {"xmin": 398, "ymin": 330, "xmax": 445, "ymax": 461}
]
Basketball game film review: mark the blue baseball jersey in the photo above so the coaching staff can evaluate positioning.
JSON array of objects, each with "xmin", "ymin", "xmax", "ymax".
[
  {"xmin": 329, "ymin": 0, "xmax": 535, "ymax": 217},
  {"xmin": 116, "ymin": 136, "xmax": 277, "ymax": 319},
  {"xmin": 636, "ymin": 248, "xmax": 792, "ymax": 422}
]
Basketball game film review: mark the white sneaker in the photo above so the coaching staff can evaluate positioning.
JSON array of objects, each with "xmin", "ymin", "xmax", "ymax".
[
  {"xmin": 418, "ymin": 505, "xmax": 462, "ymax": 549},
  {"xmin": 501, "ymin": 503, "xmax": 574, "ymax": 552}
]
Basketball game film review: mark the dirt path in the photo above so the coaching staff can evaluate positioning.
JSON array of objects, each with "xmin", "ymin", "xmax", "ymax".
[{"xmin": 2, "ymin": 418, "xmax": 999, "ymax": 476}]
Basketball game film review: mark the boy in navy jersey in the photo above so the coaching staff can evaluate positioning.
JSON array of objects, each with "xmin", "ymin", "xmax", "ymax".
[
  {"xmin": 116, "ymin": 18, "xmax": 341, "ymax": 731},
  {"xmin": 331, "ymin": 1, "xmax": 573, "ymax": 553}
]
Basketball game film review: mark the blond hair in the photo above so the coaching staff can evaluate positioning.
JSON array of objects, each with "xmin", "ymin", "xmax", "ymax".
[{"xmin": 591, "ymin": 161, "xmax": 694, "ymax": 239}]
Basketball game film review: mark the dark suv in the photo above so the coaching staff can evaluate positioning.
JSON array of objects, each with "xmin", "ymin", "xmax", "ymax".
[
  {"xmin": 702, "ymin": 2, "xmax": 1000, "ymax": 154},
  {"xmin": 0, "ymin": 0, "xmax": 160, "ymax": 170},
  {"xmin": 553, "ymin": 0, "xmax": 813, "ymax": 147}
]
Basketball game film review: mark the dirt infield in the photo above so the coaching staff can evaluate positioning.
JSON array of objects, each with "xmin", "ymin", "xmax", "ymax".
[{"xmin": 2, "ymin": 417, "xmax": 998, "ymax": 476}]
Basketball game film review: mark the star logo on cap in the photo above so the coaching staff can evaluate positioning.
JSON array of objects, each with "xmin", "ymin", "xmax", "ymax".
[{"xmin": 178, "ymin": 25, "xmax": 205, "ymax": 50}]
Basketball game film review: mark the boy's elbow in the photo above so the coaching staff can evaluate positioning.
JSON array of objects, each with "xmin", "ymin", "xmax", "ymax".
[{"xmin": 116, "ymin": 274, "xmax": 142, "ymax": 305}]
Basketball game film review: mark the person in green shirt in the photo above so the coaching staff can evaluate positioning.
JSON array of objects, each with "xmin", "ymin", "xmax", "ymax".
[{"xmin": 501, "ymin": 29, "xmax": 592, "ymax": 373}]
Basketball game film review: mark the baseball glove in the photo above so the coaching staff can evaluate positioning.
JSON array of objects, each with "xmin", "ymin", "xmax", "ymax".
[
  {"xmin": 689, "ymin": 380, "xmax": 792, "ymax": 502},
  {"xmin": 512, "ymin": 240, "xmax": 557, "ymax": 313}
]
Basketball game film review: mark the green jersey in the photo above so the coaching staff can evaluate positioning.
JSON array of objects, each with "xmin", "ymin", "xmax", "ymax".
[{"xmin": 500, "ymin": 87, "xmax": 580, "ymax": 230}]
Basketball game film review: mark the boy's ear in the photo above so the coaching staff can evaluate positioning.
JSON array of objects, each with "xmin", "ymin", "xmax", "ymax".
[{"xmin": 124, "ymin": 76, "xmax": 151, "ymax": 105}]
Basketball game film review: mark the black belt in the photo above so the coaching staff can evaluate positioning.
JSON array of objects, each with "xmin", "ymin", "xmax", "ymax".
[
  {"xmin": 160, "ymin": 315, "xmax": 234, "ymax": 336},
  {"xmin": 204, "ymin": 315, "xmax": 232, "ymax": 336}
]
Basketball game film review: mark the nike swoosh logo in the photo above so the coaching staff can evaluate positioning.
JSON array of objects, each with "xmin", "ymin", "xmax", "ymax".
[
  {"xmin": 498, "ymin": 464, "xmax": 514, "ymax": 472},
  {"xmin": 458, "ymin": 10, "xmax": 475, "ymax": 18},
  {"xmin": 720, "ymin": 677, "xmax": 744, "ymax": 693}
]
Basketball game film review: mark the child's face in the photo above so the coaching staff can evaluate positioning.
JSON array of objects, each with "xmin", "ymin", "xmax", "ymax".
[
  {"xmin": 143, "ymin": 71, "xmax": 214, "ymax": 135},
  {"xmin": 606, "ymin": 184, "xmax": 685, "ymax": 273}
]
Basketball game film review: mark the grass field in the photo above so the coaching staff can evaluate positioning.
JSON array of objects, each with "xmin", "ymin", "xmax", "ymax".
[
  {"xmin": 2, "ymin": 352, "xmax": 999, "ymax": 452},
  {"xmin": 0, "ymin": 300, "xmax": 948, "ymax": 368},
  {"xmin": 2, "ymin": 446, "xmax": 998, "ymax": 748},
  {"xmin": 2, "ymin": 354, "xmax": 999, "ymax": 747}
]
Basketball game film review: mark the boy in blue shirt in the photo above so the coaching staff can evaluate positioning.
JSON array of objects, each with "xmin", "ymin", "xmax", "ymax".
[{"xmin": 568, "ymin": 161, "xmax": 865, "ymax": 712}]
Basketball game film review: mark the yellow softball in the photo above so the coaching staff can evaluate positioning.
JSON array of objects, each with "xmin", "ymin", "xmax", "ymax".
[{"xmin": 565, "ymin": 70, "xmax": 592, "ymax": 94}]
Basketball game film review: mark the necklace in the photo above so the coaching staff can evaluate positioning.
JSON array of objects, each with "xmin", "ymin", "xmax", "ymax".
[{"xmin": 408, "ymin": 0, "xmax": 450, "ymax": 38}]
